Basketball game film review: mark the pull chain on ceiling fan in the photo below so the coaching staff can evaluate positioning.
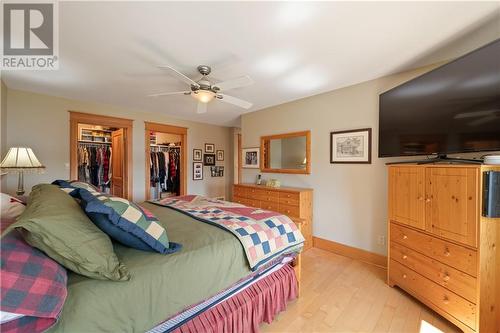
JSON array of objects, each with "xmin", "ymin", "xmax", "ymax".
[{"xmin": 148, "ymin": 65, "xmax": 254, "ymax": 114}]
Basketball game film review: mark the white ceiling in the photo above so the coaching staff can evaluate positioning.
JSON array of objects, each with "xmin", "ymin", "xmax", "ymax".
[{"xmin": 2, "ymin": 1, "xmax": 500, "ymax": 126}]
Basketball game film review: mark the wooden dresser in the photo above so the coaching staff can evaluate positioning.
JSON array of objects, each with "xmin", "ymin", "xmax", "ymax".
[
  {"xmin": 387, "ymin": 164, "xmax": 499, "ymax": 333},
  {"xmin": 233, "ymin": 183, "xmax": 313, "ymax": 250}
]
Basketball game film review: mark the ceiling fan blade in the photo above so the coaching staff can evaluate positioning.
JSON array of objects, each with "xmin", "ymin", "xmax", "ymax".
[
  {"xmin": 148, "ymin": 91, "xmax": 190, "ymax": 97},
  {"xmin": 213, "ymin": 75, "xmax": 254, "ymax": 91},
  {"xmin": 197, "ymin": 102, "xmax": 207, "ymax": 114},
  {"xmin": 158, "ymin": 65, "xmax": 200, "ymax": 88},
  {"xmin": 217, "ymin": 94, "xmax": 253, "ymax": 109}
]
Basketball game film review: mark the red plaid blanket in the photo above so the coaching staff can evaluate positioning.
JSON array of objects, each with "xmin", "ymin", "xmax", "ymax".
[
  {"xmin": 1, "ymin": 231, "xmax": 67, "ymax": 333},
  {"xmin": 153, "ymin": 195, "xmax": 304, "ymax": 270}
]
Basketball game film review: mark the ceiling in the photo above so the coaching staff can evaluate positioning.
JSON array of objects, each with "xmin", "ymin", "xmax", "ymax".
[{"xmin": 2, "ymin": 1, "xmax": 500, "ymax": 126}]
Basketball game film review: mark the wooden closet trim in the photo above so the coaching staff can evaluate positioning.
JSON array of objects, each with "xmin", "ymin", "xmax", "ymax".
[
  {"xmin": 69, "ymin": 111, "xmax": 134, "ymax": 200},
  {"xmin": 144, "ymin": 121, "xmax": 187, "ymax": 199}
]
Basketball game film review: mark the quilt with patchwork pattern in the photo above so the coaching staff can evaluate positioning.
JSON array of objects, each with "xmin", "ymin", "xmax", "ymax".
[{"xmin": 151, "ymin": 195, "xmax": 304, "ymax": 270}]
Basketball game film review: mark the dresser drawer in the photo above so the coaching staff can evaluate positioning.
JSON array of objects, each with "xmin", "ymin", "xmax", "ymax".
[
  {"xmin": 246, "ymin": 187, "xmax": 261, "ymax": 198},
  {"xmin": 259, "ymin": 201, "xmax": 280, "ymax": 212},
  {"xmin": 278, "ymin": 203, "xmax": 300, "ymax": 217},
  {"xmin": 255, "ymin": 190, "xmax": 280, "ymax": 203},
  {"xmin": 233, "ymin": 186, "xmax": 247, "ymax": 198},
  {"xmin": 390, "ymin": 242, "xmax": 477, "ymax": 303},
  {"xmin": 279, "ymin": 191, "xmax": 300, "ymax": 204},
  {"xmin": 233, "ymin": 196, "xmax": 259, "ymax": 208},
  {"xmin": 390, "ymin": 259, "xmax": 476, "ymax": 330},
  {"xmin": 233, "ymin": 196, "xmax": 246, "ymax": 205},
  {"xmin": 390, "ymin": 223, "xmax": 477, "ymax": 276}
]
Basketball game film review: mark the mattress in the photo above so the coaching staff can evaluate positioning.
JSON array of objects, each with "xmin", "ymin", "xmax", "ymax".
[{"xmin": 47, "ymin": 202, "xmax": 254, "ymax": 333}]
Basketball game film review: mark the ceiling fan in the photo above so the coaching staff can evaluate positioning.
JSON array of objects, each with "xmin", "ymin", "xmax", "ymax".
[{"xmin": 148, "ymin": 65, "xmax": 254, "ymax": 114}]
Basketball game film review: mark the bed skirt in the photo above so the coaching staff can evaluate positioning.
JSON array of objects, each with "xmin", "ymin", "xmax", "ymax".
[{"xmin": 171, "ymin": 263, "xmax": 297, "ymax": 333}]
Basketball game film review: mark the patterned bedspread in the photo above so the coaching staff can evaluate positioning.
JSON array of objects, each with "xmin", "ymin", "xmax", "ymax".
[{"xmin": 151, "ymin": 195, "xmax": 304, "ymax": 270}]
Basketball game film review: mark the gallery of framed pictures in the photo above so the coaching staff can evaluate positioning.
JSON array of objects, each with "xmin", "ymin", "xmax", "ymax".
[
  {"xmin": 242, "ymin": 147, "xmax": 260, "ymax": 168},
  {"xmin": 330, "ymin": 128, "xmax": 372, "ymax": 164}
]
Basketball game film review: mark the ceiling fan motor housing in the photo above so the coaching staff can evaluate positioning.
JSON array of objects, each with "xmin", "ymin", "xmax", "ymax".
[{"xmin": 197, "ymin": 65, "xmax": 211, "ymax": 76}]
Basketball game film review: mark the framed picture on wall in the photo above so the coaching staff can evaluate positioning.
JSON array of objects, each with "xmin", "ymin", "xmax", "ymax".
[
  {"xmin": 205, "ymin": 143, "xmax": 215, "ymax": 153},
  {"xmin": 193, "ymin": 162, "xmax": 203, "ymax": 180},
  {"xmin": 330, "ymin": 128, "xmax": 372, "ymax": 164},
  {"xmin": 193, "ymin": 149, "xmax": 202, "ymax": 161},
  {"xmin": 204, "ymin": 154, "xmax": 216, "ymax": 166},
  {"xmin": 210, "ymin": 166, "xmax": 224, "ymax": 177},
  {"xmin": 242, "ymin": 147, "xmax": 260, "ymax": 169},
  {"xmin": 216, "ymin": 150, "xmax": 224, "ymax": 161}
]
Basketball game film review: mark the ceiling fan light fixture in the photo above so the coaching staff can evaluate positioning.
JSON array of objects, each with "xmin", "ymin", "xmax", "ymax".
[{"xmin": 192, "ymin": 90, "xmax": 215, "ymax": 103}]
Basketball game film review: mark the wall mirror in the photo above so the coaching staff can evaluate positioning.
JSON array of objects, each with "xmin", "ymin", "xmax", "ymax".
[{"xmin": 261, "ymin": 130, "xmax": 311, "ymax": 174}]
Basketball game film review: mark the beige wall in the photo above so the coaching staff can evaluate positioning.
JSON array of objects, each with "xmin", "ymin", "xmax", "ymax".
[
  {"xmin": 0, "ymin": 81, "xmax": 7, "ymax": 191},
  {"xmin": 241, "ymin": 64, "xmax": 497, "ymax": 256},
  {"xmin": 4, "ymin": 88, "xmax": 233, "ymax": 201}
]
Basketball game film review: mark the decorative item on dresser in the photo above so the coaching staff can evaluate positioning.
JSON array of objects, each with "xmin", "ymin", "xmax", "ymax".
[
  {"xmin": 233, "ymin": 183, "xmax": 313, "ymax": 251},
  {"xmin": 387, "ymin": 164, "xmax": 500, "ymax": 333}
]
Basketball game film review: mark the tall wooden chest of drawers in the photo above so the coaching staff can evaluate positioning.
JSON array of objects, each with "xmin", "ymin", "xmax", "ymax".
[
  {"xmin": 387, "ymin": 164, "xmax": 499, "ymax": 333},
  {"xmin": 233, "ymin": 184, "xmax": 313, "ymax": 250}
]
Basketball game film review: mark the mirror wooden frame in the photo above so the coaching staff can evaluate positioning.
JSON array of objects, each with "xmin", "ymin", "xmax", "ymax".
[{"xmin": 260, "ymin": 130, "xmax": 311, "ymax": 174}]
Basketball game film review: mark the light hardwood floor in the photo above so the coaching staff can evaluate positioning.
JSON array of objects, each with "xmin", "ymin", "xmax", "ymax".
[{"xmin": 262, "ymin": 248, "xmax": 462, "ymax": 333}]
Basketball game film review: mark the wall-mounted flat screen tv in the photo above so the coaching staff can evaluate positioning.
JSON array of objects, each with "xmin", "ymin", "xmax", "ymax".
[{"xmin": 379, "ymin": 39, "xmax": 500, "ymax": 158}]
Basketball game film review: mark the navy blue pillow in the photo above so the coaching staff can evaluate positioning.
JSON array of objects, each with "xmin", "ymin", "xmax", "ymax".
[
  {"xmin": 78, "ymin": 188, "xmax": 181, "ymax": 254},
  {"xmin": 51, "ymin": 180, "xmax": 80, "ymax": 197}
]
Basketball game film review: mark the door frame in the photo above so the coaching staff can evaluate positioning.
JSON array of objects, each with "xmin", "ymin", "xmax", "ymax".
[
  {"xmin": 144, "ymin": 121, "xmax": 187, "ymax": 200},
  {"xmin": 69, "ymin": 111, "xmax": 134, "ymax": 200}
]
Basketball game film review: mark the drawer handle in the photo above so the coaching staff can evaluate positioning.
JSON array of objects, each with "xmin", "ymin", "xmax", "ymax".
[
  {"xmin": 287, "ymin": 194, "xmax": 291, "ymax": 198},
  {"xmin": 442, "ymin": 296, "xmax": 450, "ymax": 305},
  {"xmin": 425, "ymin": 197, "xmax": 431, "ymax": 203},
  {"xmin": 286, "ymin": 210, "xmax": 291, "ymax": 214},
  {"xmin": 402, "ymin": 235, "xmax": 408, "ymax": 240},
  {"xmin": 402, "ymin": 255, "xmax": 408, "ymax": 260},
  {"xmin": 442, "ymin": 273, "xmax": 450, "ymax": 282},
  {"xmin": 444, "ymin": 247, "xmax": 451, "ymax": 257},
  {"xmin": 417, "ymin": 196, "xmax": 423, "ymax": 201},
  {"xmin": 402, "ymin": 274, "xmax": 407, "ymax": 279}
]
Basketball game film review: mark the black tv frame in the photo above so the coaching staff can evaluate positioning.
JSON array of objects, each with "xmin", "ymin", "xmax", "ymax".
[{"xmin": 379, "ymin": 39, "xmax": 500, "ymax": 165}]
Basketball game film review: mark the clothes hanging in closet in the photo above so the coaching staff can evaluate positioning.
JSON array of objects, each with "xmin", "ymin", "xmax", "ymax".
[
  {"xmin": 150, "ymin": 148, "xmax": 180, "ymax": 196},
  {"xmin": 78, "ymin": 144, "xmax": 112, "ymax": 191}
]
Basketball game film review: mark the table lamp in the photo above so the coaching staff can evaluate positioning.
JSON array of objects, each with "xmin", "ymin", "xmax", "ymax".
[{"xmin": 0, "ymin": 147, "xmax": 45, "ymax": 195}]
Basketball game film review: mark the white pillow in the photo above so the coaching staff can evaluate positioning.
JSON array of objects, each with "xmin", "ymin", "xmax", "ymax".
[
  {"xmin": 0, "ymin": 311, "xmax": 24, "ymax": 324},
  {"xmin": 0, "ymin": 193, "xmax": 25, "ymax": 220}
]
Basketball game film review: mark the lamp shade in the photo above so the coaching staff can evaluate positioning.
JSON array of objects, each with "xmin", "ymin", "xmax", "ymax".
[
  {"xmin": 0, "ymin": 147, "xmax": 45, "ymax": 171},
  {"xmin": 192, "ymin": 90, "xmax": 215, "ymax": 103}
]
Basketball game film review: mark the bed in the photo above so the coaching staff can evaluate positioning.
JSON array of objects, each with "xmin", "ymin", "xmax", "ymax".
[{"xmin": 11, "ymin": 193, "xmax": 304, "ymax": 333}]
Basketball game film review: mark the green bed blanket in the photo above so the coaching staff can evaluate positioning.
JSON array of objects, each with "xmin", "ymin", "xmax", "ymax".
[{"xmin": 48, "ymin": 202, "xmax": 252, "ymax": 333}]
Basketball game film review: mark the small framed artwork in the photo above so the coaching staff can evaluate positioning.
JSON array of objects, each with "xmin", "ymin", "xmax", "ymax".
[
  {"xmin": 193, "ymin": 149, "xmax": 202, "ymax": 161},
  {"xmin": 216, "ymin": 150, "xmax": 224, "ymax": 161},
  {"xmin": 203, "ymin": 154, "xmax": 216, "ymax": 166},
  {"xmin": 193, "ymin": 162, "xmax": 203, "ymax": 180},
  {"xmin": 205, "ymin": 143, "xmax": 215, "ymax": 153},
  {"xmin": 330, "ymin": 128, "xmax": 372, "ymax": 164},
  {"xmin": 242, "ymin": 147, "xmax": 260, "ymax": 169},
  {"xmin": 210, "ymin": 166, "xmax": 224, "ymax": 177}
]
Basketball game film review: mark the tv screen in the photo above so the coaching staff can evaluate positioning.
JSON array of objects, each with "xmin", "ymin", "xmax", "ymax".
[{"xmin": 379, "ymin": 39, "xmax": 500, "ymax": 158}]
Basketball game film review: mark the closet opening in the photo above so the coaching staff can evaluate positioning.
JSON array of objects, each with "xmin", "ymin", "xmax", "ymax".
[
  {"xmin": 145, "ymin": 122, "xmax": 187, "ymax": 200},
  {"xmin": 69, "ymin": 111, "xmax": 133, "ymax": 200}
]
